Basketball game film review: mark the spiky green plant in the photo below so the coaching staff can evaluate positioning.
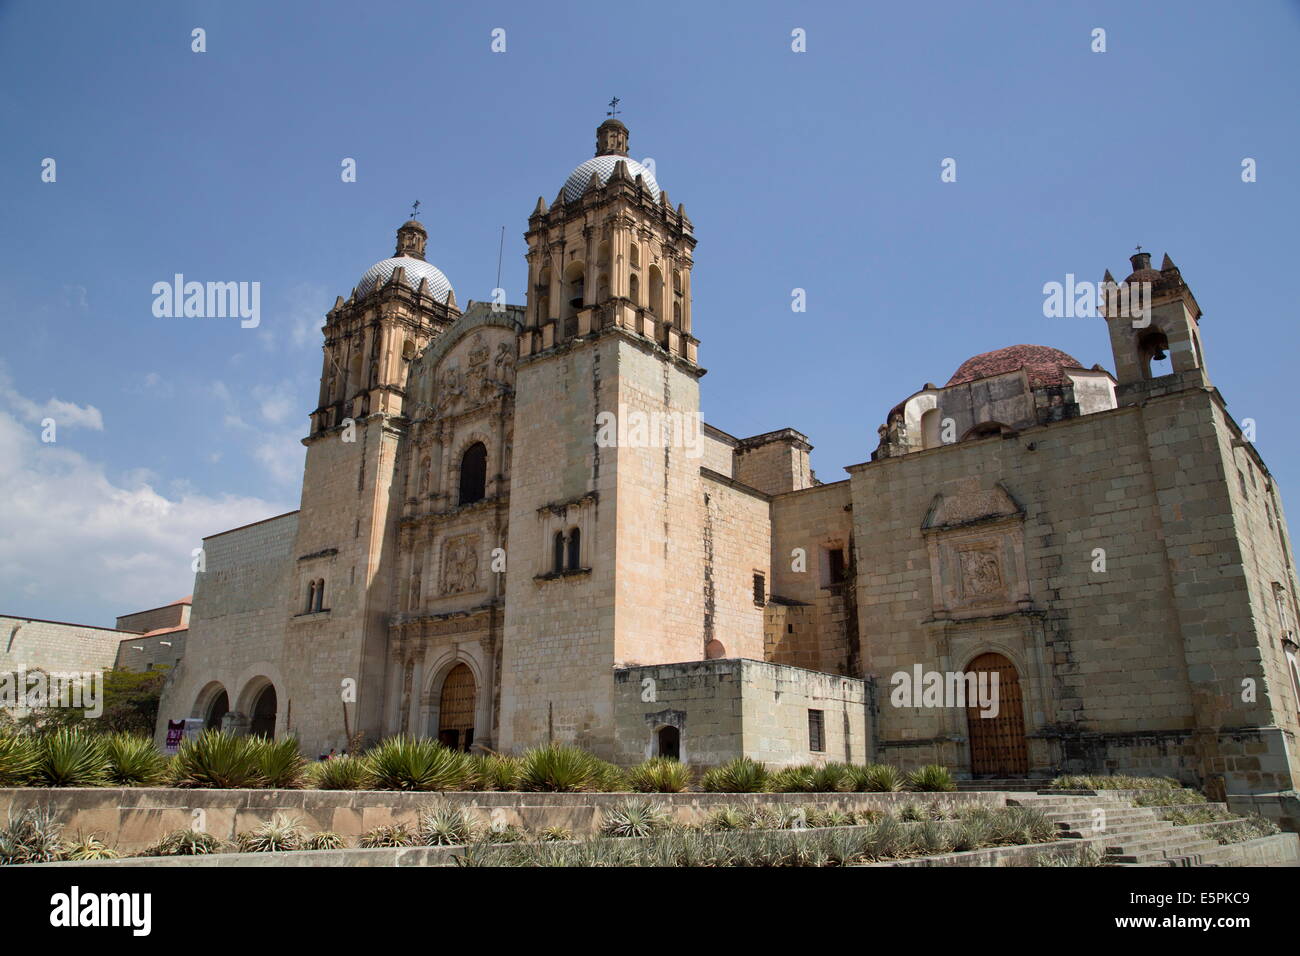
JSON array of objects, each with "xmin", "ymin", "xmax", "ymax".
[
  {"xmin": 418, "ymin": 806, "xmax": 479, "ymax": 846},
  {"xmin": 172, "ymin": 730, "xmax": 262, "ymax": 789},
  {"xmin": 625, "ymin": 756, "xmax": 692, "ymax": 793},
  {"xmin": 538, "ymin": 825, "xmax": 573, "ymax": 842},
  {"xmin": 851, "ymin": 763, "xmax": 905, "ymax": 793},
  {"xmin": 33, "ymin": 728, "xmax": 110, "ymax": 787},
  {"xmin": 470, "ymin": 752, "xmax": 523, "ymax": 791},
  {"xmin": 517, "ymin": 744, "xmax": 612, "ymax": 793},
  {"xmin": 104, "ymin": 733, "xmax": 166, "ymax": 786},
  {"xmin": 236, "ymin": 813, "xmax": 305, "ymax": 852},
  {"xmin": 705, "ymin": 805, "xmax": 750, "ymax": 831},
  {"xmin": 358, "ymin": 823, "xmax": 416, "ymax": 848},
  {"xmin": 144, "ymin": 828, "xmax": 224, "ymax": 856},
  {"xmin": 811, "ymin": 762, "xmax": 855, "ymax": 793},
  {"xmin": 906, "ymin": 764, "xmax": 956, "ymax": 792},
  {"xmin": 62, "ymin": 833, "xmax": 117, "ymax": 861},
  {"xmin": 1051, "ymin": 774, "xmax": 1179, "ymax": 791},
  {"xmin": 307, "ymin": 754, "xmax": 370, "ymax": 790},
  {"xmin": 485, "ymin": 823, "xmax": 528, "ymax": 843},
  {"xmin": 250, "ymin": 736, "xmax": 306, "ymax": 789},
  {"xmin": 601, "ymin": 798, "xmax": 671, "ymax": 838},
  {"xmin": 303, "ymin": 831, "xmax": 347, "ymax": 850},
  {"xmin": 0, "ymin": 735, "xmax": 38, "ymax": 786},
  {"xmin": 363, "ymin": 736, "xmax": 473, "ymax": 792},
  {"xmin": 770, "ymin": 766, "xmax": 817, "ymax": 793},
  {"xmin": 699, "ymin": 756, "xmax": 770, "ymax": 793},
  {"xmin": 0, "ymin": 807, "xmax": 64, "ymax": 865}
]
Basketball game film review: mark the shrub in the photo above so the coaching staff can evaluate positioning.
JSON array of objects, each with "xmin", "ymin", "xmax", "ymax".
[
  {"xmin": 236, "ymin": 813, "xmax": 305, "ymax": 853},
  {"xmin": 33, "ymin": 728, "xmax": 110, "ymax": 787},
  {"xmin": 907, "ymin": 765, "xmax": 956, "ymax": 792},
  {"xmin": 770, "ymin": 766, "xmax": 817, "ymax": 793},
  {"xmin": 307, "ymin": 754, "xmax": 370, "ymax": 791},
  {"xmin": 539, "ymin": 825, "xmax": 573, "ymax": 842},
  {"xmin": 303, "ymin": 831, "xmax": 347, "ymax": 850},
  {"xmin": 1214, "ymin": 815, "xmax": 1279, "ymax": 845},
  {"xmin": 1133, "ymin": 788, "xmax": 1207, "ymax": 808},
  {"xmin": 62, "ymin": 833, "xmax": 117, "ymax": 861},
  {"xmin": 811, "ymin": 763, "xmax": 854, "ymax": 793},
  {"xmin": 359, "ymin": 824, "xmax": 415, "ymax": 848},
  {"xmin": 0, "ymin": 807, "xmax": 64, "ymax": 865},
  {"xmin": 172, "ymin": 730, "xmax": 262, "ymax": 789},
  {"xmin": 470, "ymin": 753, "xmax": 523, "ymax": 791},
  {"xmin": 364, "ymin": 736, "xmax": 473, "ymax": 792},
  {"xmin": 1051, "ymin": 774, "xmax": 1178, "ymax": 791},
  {"xmin": 700, "ymin": 757, "xmax": 770, "ymax": 793},
  {"xmin": 104, "ymin": 733, "xmax": 166, "ymax": 786},
  {"xmin": 518, "ymin": 744, "xmax": 616, "ymax": 793},
  {"xmin": 625, "ymin": 757, "xmax": 692, "ymax": 793},
  {"xmin": 145, "ymin": 828, "xmax": 224, "ymax": 856},
  {"xmin": 0, "ymin": 735, "xmax": 38, "ymax": 786},
  {"xmin": 601, "ymin": 798, "xmax": 671, "ymax": 838},
  {"xmin": 418, "ymin": 807, "xmax": 479, "ymax": 846},
  {"xmin": 485, "ymin": 823, "xmax": 528, "ymax": 843},
  {"xmin": 249, "ymin": 736, "xmax": 306, "ymax": 789},
  {"xmin": 851, "ymin": 764, "xmax": 905, "ymax": 793},
  {"xmin": 705, "ymin": 806, "xmax": 749, "ymax": 832}
]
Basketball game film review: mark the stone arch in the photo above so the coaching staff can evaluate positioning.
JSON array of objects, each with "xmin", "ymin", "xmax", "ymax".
[
  {"xmin": 447, "ymin": 430, "xmax": 494, "ymax": 502},
  {"xmin": 655, "ymin": 725, "xmax": 681, "ymax": 761},
  {"xmin": 424, "ymin": 652, "xmax": 489, "ymax": 751},
  {"xmin": 563, "ymin": 259, "xmax": 586, "ymax": 319},
  {"xmin": 458, "ymin": 441, "xmax": 488, "ymax": 505},
  {"xmin": 193, "ymin": 681, "xmax": 229, "ymax": 731}
]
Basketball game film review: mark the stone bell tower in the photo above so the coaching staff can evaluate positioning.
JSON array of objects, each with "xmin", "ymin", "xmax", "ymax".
[
  {"xmin": 498, "ymin": 119, "xmax": 706, "ymax": 758},
  {"xmin": 1103, "ymin": 250, "xmax": 1209, "ymax": 405},
  {"xmin": 285, "ymin": 220, "xmax": 460, "ymax": 752}
]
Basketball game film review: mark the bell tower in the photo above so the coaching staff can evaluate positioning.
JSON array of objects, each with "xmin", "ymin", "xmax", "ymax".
[
  {"xmin": 1103, "ymin": 250, "xmax": 1209, "ymax": 404},
  {"xmin": 499, "ymin": 119, "xmax": 706, "ymax": 758}
]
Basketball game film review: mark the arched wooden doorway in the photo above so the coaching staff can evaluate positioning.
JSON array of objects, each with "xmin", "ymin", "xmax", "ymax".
[
  {"xmin": 437, "ymin": 664, "xmax": 476, "ymax": 752},
  {"xmin": 965, "ymin": 652, "xmax": 1029, "ymax": 776},
  {"xmin": 249, "ymin": 684, "xmax": 277, "ymax": 739}
]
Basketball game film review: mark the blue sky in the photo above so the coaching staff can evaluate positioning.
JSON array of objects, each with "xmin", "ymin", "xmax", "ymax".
[{"xmin": 2, "ymin": 0, "xmax": 1298, "ymax": 626}]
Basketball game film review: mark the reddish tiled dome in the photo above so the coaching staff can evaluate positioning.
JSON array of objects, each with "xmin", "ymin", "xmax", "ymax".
[{"xmin": 947, "ymin": 345, "xmax": 1084, "ymax": 388}]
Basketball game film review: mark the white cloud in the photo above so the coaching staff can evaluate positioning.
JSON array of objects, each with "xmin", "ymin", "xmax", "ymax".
[
  {"xmin": 0, "ymin": 408, "xmax": 289, "ymax": 625},
  {"xmin": 0, "ymin": 367, "xmax": 103, "ymax": 431}
]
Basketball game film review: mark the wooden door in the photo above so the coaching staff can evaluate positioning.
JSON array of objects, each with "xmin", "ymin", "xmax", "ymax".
[
  {"xmin": 965, "ymin": 653, "xmax": 1028, "ymax": 775},
  {"xmin": 438, "ymin": 664, "xmax": 476, "ymax": 753}
]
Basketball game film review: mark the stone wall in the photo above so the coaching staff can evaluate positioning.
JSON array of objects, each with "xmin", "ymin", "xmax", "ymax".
[
  {"xmin": 701, "ymin": 472, "xmax": 769, "ymax": 661},
  {"xmin": 0, "ymin": 617, "xmax": 126, "ymax": 677}
]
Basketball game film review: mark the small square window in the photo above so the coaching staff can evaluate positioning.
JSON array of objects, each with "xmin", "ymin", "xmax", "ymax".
[
  {"xmin": 808, "ymin": 709, "xmax": 825, "ymax": 753},
  {"xmin": 752, "ymin": 572, "xmax": 766, "ymax": 606}
]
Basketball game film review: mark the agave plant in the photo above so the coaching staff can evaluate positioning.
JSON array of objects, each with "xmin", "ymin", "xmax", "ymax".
[
  {"xmin": 251, "ymin": 736, "xmax": 306, "ymax": 788},
  {"xmin": 470, "ymin": 752, "xmax": 523, "ymax": 791},
  {"xmin": 303, "ymin": 831, "xmax": 347, "ymax": 850},
  {"xmin": 538, "ymin": 825, "xmax": 573, "ymax": 842},
  {"xmin": 145, "ymin": 828, "xmax": 225, "ymax": 856},
  {"xmin": 624, "ymin": 756, "xmax": 691, "ymax": 793},
  {"xmin": 705, "ymin": 805, "xmax": 750, "ymax": 832},
  {"xmin": 601, "ymin": 798, "xmax": 671, "ymax": 838},
  {"xmin": 485, "ymin": 823, "xmax": 528, "ymax": 843},
  {"xmin": 236, "ymin": 813, "xmax": 305, "ymax": 852},
  {"xmin": 699, "ymin": 757, "xmax": 770, "ymax": 793},
  {"xmin": 770, "ymin": 766, "xmax": 817, "ymax": 793},
  {"xmin": 850, "ymin": 763, "xmax": 905, "ymax": 793},
  {"xmin": 307, "ymin": 754, "xmax": 369, "ymax": 791},
  {"xmin": 418, "ymin": 806, "xmax": 479, "ymax": 846},
  {"xmin": 33, "ymin": 728, "xmax": 110, "ymax": 787},
  {"xmin": 0, "ymin": 807, "xmax": 64, "ymax": 865},
  {"xmin": 907, "ymin": 764, "xmax": 956, "ymax": 792},
  {"xmin": 61, "ymin": 832, "xmax": 118, "ymax": 861},
  {"xmin": 0, "ymin": 735, "xmax": 38, "ymax": 786},
  {"xmin": 811, "ymin": 762, "xmax": 854, "ymax": 793},
  {"xmin": 518, "ymin": 744, "xmax": 610, "ymax": 793},
  {"xmin": 364, "ymin": 736, "xmax": 473, "ymax": 792},
  {"xmin": 172, "ymin": 730, "xmax": 262, "ymax": 789},
  {"xmin": 358, "ymin": 824, "xmax": 416, "ymax": 848},
  {"xmin": 104, "ymin": 733, "xmax": 166, "ymax": 786}
]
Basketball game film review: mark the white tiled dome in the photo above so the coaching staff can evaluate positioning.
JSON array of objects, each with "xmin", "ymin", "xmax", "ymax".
[
  {"xmin": 563, "ymin": 155, "xmax": 661, "ymax": 204},
  {"xmin": 357, "ymin": 256, "xmax": 453, "ymax": 300}
]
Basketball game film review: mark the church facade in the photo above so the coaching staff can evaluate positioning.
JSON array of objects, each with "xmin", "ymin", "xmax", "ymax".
[{"xmin": 157, "ymin": 119, "xmax": 1300, "ymax": 801}]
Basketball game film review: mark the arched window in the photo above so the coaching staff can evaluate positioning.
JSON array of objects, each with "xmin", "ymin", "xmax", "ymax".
[
  {"xmin": 1138, "ymin": 329, "xmax": 1171, "ymax": 379},
  {"xmin": 672, "ymin": 301, "xmax": 682, "ymax": 327},
  {"xmin": 629, "ymin": 273, "xmax": 640, "ymax": 306},
  {"xmin": 313, "ymin": 579, "xmax": 325, "ymax": 612},
  {"xmin": 458, "ymin": 442, "xmax": 488, "ymax": 505},
  {"xmin": 418, "ymin": 456, "xmax": 431, "ymax": 495},
  {"xmin": 566, "ymin": 528, "xmax": 581, "ymax": 570},
  {"xmin": 537, "ymin": 267, "xmax": 551, "ymax": 324},
  {"xmin": 564, "ymin": 261, "xmax": 586, "ymax": 319},
  {"xmin": 553, "ymin": 531, "xmax": 566, "ymax": 572},
  {"xmin": 648, "ymin": 266, "xmax": 663, "ymax": 316},
  {"xmin": 921, "ymin": 408, "xmax": 942, "ymax": 449},
  {"xmin": 630, "ymin": 243, "xmax": 640, "ymax": 269},
  {"xmin": 305, "ymin": 581, "xmax": 316, "ymax": 613},
  {"xmin": 657, "ymin": 725, "xmax": 680, "ymax": 761}
]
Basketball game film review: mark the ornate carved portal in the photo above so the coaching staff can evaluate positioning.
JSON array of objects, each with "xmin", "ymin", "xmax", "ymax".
[
  {"xmin": 965, "ymin": 652, "xmax": 1029, "ymax": 776},
  {"xmin": 441, "ymin": 534, "xmax": 480, "ymax": 595}
]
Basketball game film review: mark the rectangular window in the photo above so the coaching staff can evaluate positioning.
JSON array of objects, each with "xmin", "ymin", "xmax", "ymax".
[
  {"xmin": 753, "ymin": 572, "xmax": 766, "ymax": 606},
  {"xmin": 808, "ymin": 710, "xmax": 825, "ymax": 752},
  {"xmin": 828, "ymin": 547, "xmax": 847, "ymax": 584}
]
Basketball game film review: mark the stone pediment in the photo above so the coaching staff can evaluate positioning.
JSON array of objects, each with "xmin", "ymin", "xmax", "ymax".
[{"xmin": 922, "ymin": 481, "xmax": 1024, "ymax": 533}]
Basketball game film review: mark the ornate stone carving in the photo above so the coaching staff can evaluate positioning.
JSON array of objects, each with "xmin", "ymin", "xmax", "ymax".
[
  {"xmin": 441, "ymin": 534, "xmax": 480, "ymax": 595},
  {"xmin": 958, "ymin": 547, "xmax": 1003, "ymax": 597}
]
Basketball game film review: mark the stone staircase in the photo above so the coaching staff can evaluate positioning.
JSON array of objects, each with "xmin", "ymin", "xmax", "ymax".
[{"xmin": 1006, "ymin": 793, "xmax": 1242, "ymax": 866}]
